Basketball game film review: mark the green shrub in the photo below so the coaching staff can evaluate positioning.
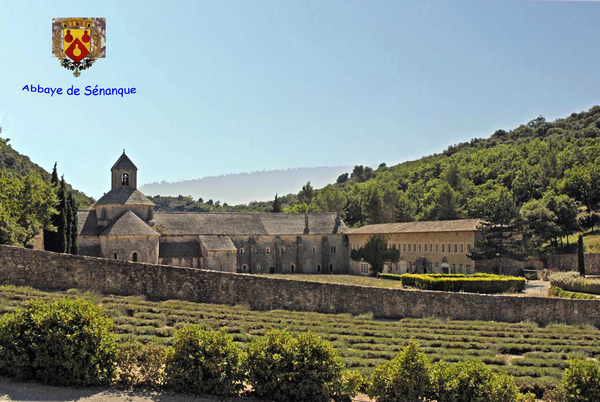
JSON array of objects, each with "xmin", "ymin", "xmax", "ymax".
[
  {"xmin": 547, "ymin": 359, "xmax": 600, "ymax": 402},
  {"xmin": 332, "ymin": 370, "xmax": 365, "ymax": 402},
  {"xmin": 0, "ymin": 298, "xmax": 117, "ymax": 386},
  {"xmin": 549, "ymin": 286, "xmax": 596, "ymax": 300},
  {"xmin": 116, "ymin": 341, "xmax": 167, "ymax": 388},
  {"xmin": 400, "ymin": 273, "xmax": 526, "ymax": 293},
  {"xmin": 165, "ymin": 325, "xmax": 243, "ymax": 395},
  {"xmin": 245, "ymin": 329, "xmax": 352, "ymax": 402},
  {"xmin": 549, "ymin": 271, "xmax": 600, "ymax": 295},
  {"xmin": 367, "ymin": 340, "xmax": 433, "ymax": 402},
  {"xmin": 431, "ymin": 360, "xmax": 534, "ymax": 402}
]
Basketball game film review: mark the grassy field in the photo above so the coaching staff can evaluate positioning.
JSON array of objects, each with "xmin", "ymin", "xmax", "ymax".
[
  {"xmin": 2, "ymin": 285, "xmax": 600, "ymax": 395},
  {"xmin": 263, "ymin": 274, "xmax": 404, "ymax": 288}
]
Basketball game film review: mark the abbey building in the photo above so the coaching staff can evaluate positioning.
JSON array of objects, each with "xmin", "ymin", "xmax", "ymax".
[{"xmin": 77, "ymin": 153, "xmax": 480, "ymax": 276}]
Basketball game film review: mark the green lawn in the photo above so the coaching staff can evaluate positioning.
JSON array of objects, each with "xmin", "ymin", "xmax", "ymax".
[{"xmin": 2, "ymin": 285, "xmax": 600, "ymax": 396}]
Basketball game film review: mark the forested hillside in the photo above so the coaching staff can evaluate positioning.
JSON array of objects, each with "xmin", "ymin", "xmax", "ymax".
[
  {"xmin": 0, "ymin": 134, "xmax": 95, "ymax": 207},
  {"xmin": 284, "ymin": 106, "xmax": 600, "ymax": 253}
]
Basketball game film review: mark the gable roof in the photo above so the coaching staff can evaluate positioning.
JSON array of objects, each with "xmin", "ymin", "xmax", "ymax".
[
  {"xmin": 111, "ymin": 152, "xmax": 137, "ymax": 171},
  {"xmin": 93, "ymin": 188, "xmax": 155, "ymax": 206},
  {"xmin": 78, "ymin": 210, "xmax": 100, "ymax": 236},
  {"xmin": 346, "ymin": 219, "xmax": 482, "ymax": 235},
  {"xmin": 199, "ymin": 235, "xmax": 237, "ymax": 251},
  {"xmin": 101, "ymin": 210, "xmax": 159, "ymax": 237},
  {"xmin": 153, "ymin": 212, "xmax": 346, "ymax": 236}
]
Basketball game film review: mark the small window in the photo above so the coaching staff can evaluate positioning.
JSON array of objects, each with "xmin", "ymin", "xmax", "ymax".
[
  {"xmin": 459, "ymin": 264, "xmax": 463, "ymax": 274},
  {"xmin": 266, "ymin": 247, "xmax": 271, "ymax": 254},
  {"xmin": 257, "ymin": 264, "xmax": 261, "ymax": 272},
  {"xmin": 466, "ymin": 265, "xmax": 472, "ymax": 274},
  {"xmin": 281, "ymin": 246, "xmax": 286, "ymax": 254},
  {"xmin": 435, "ymin": 263, "xmax": 439, "ymax": 268},
  {"xmin": 360, "ymin": 263, "xmax": 370, "ymax": 275},
  {"xmin": 220, "ymin": 264, "xmax": 223, "ymax": 271},
  {"xmin": 313, "ymin": 247, "xmax": 317, "ymax": 253},
  {"xmin": 112, "ymin": 251, "xmax": 118, "ymax": 260},
  {"xmin": 442, "ymin": 244, "xmax": 445, "ymax": 252},
  {"xmin": 430, "ymin": 244, "xmax": 433, "ymax": 253},
  {"xmin": 454, "ymin": 244, "xmax": 458, "ymax": 253},
  {"xmin": 436, "ymin": 244, "xmax": 439, "ymax": 252},
  {"xmin": 329, "ymin": 264, "xmax": 333, "ymax": 272},
  {"xmin": 101, "ymin": 208, "xmax": 107, "ymax": 219},
  {"xmin": 460, "ymin": 244, "xmax": 464, "ymax": 253},
  {"xmin": 419, "ymin": 244, "xmax": 422, "ymax": 252},
  {"xmin": 467, "ymin": 244, "xmax": 471, "ymax": 252},
  {"xmin": 122, "ymin": 173, "xmax": 129, "ymax": 186},
  {"xmin": 448, "ymin": 244, "xmax": 451, "ymax": 253},
  {"xmin": 239, "ymin": 247, "xmax": 245, "ymax": 254},
  {"xmin": 414, "ymin": 243, "xmax": 416, "ymax": 252},
  {"xmin": 403, "ymin": 244, "xmax": 406, "ymax": 252},
  {"xmin": 242, "ymin": 264, "xmax": 247, "ymax": 273},
  {"xmin": 291, "ymin": 264, "xmax": 295, "ymax": 272},
  {"xmin": 408, "ymin": 244, "xmax": 412, "ymax": 252},
  {"xmin": 132, "ymin": 252, "xmax": 138, "ymax": 262},
  {"xmin": 392, "ymin": 244, "xmax": 396, "ymax": 250},
  {"xmin": 317, "ymin": 264, "xmax": 321, "ymax": 272}
]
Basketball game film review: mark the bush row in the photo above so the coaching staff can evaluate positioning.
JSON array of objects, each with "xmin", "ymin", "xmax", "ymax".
[
  {"xmin": 549, "ymin": 286, "xmax": 597, "ymax": 300},
  {"xmin": 3, "ymin": 297, "xmax": 600, "ymax": 401},
  {"xmin": 400, "ymin": 273, "xmax": 526, "ymax": 293},
  {"xmin": 549, "ymin": 271, "xmax": 600, "ymax": 295}
]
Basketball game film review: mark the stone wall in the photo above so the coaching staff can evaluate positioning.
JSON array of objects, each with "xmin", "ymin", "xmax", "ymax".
[
  {"xmin": 528, "ymin": 254, "xmax": 600, "ymax": 275},
  {"xmin": 2, "ymin": 245, "xmax": 600, "ymax": 327}
]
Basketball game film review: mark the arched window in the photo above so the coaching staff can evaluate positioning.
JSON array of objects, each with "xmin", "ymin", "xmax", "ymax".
[
  {"xmin": 291, "ymin": 264, "xmax": 295, "ymax": 272},
  {"xmin": 239, "ymin": 247, "xmax": 244, "ymax": 254},
  {"xmin": 242, "ymin": 264, "xmax": 247, "ymax": 273},
  {"xmin": 132, "ymin": 252, "xmax": 138, "ymax": 262},
  {"xmin": 266, "ymin": 247, "xmax": 271, "ymax": 254},
  {"xmin": 317, "ymin": 264, "xmax": 321, "ymax": 272},
  {"xmin": 281, "ymin": 246, "xmax": 286, "ymax": 254},
  {"xmin": 329, "ymin": 264, "xmax": 333, "ymax": 272},
  {"xmin": 112, "ymin": 251, "xmax": 118, "ymax": 260},
  {"xmin": 257, "ymin": 264, "xmax": 262, "ymax": 273},
  {"xmin": 220, "ymin": 265, "xmax": 223, "ymax": 271},
  {"xmin": 122, "ymin": 173, "xmax": 129, "ymax": 186}
]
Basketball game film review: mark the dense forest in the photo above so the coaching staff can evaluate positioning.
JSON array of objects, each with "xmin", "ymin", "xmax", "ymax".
[
  {"xmin": 150, "ymin": 193, "xmax": 297, "ymax": 213},
  {"xmin": 0, "ymin": 134, "xmax": 95, "ymax": 208}
]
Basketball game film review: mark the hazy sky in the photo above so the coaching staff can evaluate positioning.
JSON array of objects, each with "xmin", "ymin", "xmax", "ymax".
[{"xmin": 1, "ymin": 1, "xmax": 599, "ymax": 199}]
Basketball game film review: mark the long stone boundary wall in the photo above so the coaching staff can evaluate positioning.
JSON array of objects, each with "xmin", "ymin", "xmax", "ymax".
[
  {"xmin": 2, "ymin": 245, "xmax": 600, "ymax": 327},
  {"xmin": 527, "ymin": 254, "xmax": 600, "ymax": 275}
]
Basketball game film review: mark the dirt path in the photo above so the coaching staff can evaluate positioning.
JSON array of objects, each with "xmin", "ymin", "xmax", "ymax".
[
  {"xmin": 0, "ymin": 376, "xmax": 371, "ymax": 402},
  {"xmin": 524, "ymin": 280, "xmax": 550, "ymax": 296}
]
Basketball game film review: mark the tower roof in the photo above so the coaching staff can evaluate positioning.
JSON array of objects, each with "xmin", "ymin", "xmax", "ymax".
[
  {"xmin": 101, "ymin": 210, "xmax": 159, "ymax": 236},
  {"xmin": 93, "ymin": 188, "xmax": 155, "ymax": 206},
  {"xmin": 111, "ymin": 151, "xmax": 137, "ymax": 171}
]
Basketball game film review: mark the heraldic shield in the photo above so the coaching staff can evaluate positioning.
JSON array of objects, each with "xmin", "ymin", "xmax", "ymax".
[{"xmin": 52, "ymin": 18, "xmax": 104, "ymax": 77}]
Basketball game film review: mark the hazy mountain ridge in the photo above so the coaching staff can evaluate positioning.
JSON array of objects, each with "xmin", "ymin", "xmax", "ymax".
[{"xmin": 140, "ymin": 166, "xmax": 353, "ymax": 205}]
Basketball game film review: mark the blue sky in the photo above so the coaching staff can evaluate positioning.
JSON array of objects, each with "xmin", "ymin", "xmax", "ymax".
[{"xmin": 0, "ymin": 1, "xmax": 599, "ymax": 200}]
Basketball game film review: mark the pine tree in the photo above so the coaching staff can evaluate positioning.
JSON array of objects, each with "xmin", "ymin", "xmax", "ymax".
[
  {"xmin": 44, "ymin": 163, "xmax": 60, "ymax": 251},
  {"xmin": 57, "ymin": 177, "xmax": 68, "ymax": 253},
  {"xmin": 272, "ymin": 194, "xmax": 282, "ymax": 213},
  {"xmin": 578, "ymin": 234, "xmax": 585, "ymax": 277},
  {"xmin": 68, "ymin": 192, "xmax": 79, "ymax": 255}
]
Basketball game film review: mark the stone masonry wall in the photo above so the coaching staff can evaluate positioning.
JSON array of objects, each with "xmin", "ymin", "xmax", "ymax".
[
  {"xmin": 2, "ymin": 245, "xmax": 600, "ymax": 327},
  {"xmin": 527, "ymin": 254, "xmax": 600, "ymax": 275}
]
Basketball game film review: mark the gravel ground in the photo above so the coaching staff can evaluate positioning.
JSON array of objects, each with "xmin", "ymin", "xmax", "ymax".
[{"xmin": 0, "ymin": 377, "xmax": 371, "ymax": 402}]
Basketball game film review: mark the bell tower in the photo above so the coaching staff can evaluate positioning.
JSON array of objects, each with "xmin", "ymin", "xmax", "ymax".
[{"xmin": 111, "ymin": 150, "xmax": 137, "ymax": 190}]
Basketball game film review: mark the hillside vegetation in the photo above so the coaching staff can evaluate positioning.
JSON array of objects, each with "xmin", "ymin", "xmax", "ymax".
[{"xmin": 0, "ymin": 134, "xmax": 95, "ymax": 208}]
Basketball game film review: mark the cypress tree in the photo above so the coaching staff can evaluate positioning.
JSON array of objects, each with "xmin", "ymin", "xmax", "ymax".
[
  {"xmin": 69, "ymin": 192, "xmax": 79, "ymax": 255},
  {"xmin": 578, "ymin": 234, "xmax": 585, "ymax": 277},
  {"xmin": 272, "ymin": 194, "xmax": 282, "ymax": 213},
  {"xmin": 44, "ymin": 163, "xmax": 60, "ymax": 251},
  {"xmin": 57, "ymin": 176, "xmax": 68, "ymax": 253},
  {"xmin": 64, "ymin": 189, "xmax": 72, "ymax": 254}
]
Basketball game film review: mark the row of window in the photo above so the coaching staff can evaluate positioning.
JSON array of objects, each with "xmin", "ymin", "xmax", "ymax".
[
  {"xmin": 112, "ymin": 250, "xmax": 138, "ymax": 262},
  {"xmin": 239, "ymin": 263, "xmax": 334, "ymax": 273},
  {"xmin": 362, "ymin": 261, "xmax": 473, "ymax": 275},
  {"xmin": 239, "ymin": 245, "xmax": 337, "ymax": 255},
  {"xmin": 351, "ymin": 242, "xmax": 471, "ymax": 254}
]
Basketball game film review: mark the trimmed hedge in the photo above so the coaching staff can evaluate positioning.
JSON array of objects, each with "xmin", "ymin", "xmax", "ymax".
[
  {"xmin": 549, "ymin": 271, "xmax": 600, "ymax": 295},
  {"xmin": 548, "ymin": 286, "xmax": 597, "ymax": 300},
  {"xmin": 399, "ymin": 273, "xmax": 526, "ymax": 294}
]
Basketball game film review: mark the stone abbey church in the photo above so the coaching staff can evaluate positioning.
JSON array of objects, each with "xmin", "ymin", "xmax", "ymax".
[{"xmin": 78, "ymin": 153, "xmax": 481, "ymax": 276}]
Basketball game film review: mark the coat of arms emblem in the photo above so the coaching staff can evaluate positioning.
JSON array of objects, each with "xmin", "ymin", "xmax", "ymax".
[{"xmin": 52, "ymin": 18, "xmax": 106, "ymax": 77}]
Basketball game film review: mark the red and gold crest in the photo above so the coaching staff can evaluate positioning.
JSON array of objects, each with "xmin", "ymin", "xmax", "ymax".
[{"xmin": 52, "ymin": 18, "xmax": 104, "ymax": 77}]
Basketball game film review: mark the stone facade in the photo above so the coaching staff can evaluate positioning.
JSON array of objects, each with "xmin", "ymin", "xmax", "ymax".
[
  {"xmin": 78, "ymin": 153, "xmax": 350, "ymax": 274},
  {"xmin": 2, "ymin": 244, "xmax": 600, "ymax": 327},
  {"xmin": 346, "ymin": 220, "xmax": 480, "ymax": 276}
]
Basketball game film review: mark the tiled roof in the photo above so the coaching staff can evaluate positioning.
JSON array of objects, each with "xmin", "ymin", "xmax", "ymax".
[
  {"xmin": 346, "ymin": 219, "xmax": 482, "ymax": 235},
  {"xmin": 159, "ymin": 241, "xmax": 201, "ymax": 258},
  {"xmin": 199, "ymin": 235, "xmax": 237, "ymax": 251},
  {"xmin": 78, "ymin": 210, "xmax": 100, "ymax": 236},
  {"xmin": 93, "ymin": 188, "xmax": 155, "ymax": 206},
  {"xmin": 153, "ymin": 212, "xmax": 346, "ymax": 235},
  {"xmin": 101, "ymin": 211, "xmax": 159, "ymax": 237},
  {"xmin": 111, "ymin": 152, "xmax": 137, "ymax": 171}
]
